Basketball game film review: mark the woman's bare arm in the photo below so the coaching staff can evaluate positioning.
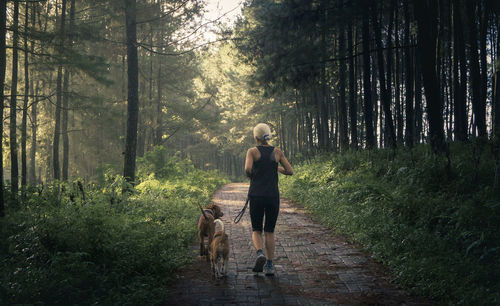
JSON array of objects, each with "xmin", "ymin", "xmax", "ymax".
[
  {"xmin": 276, "ymin": 149, "xmax": 293, "ymax": 175},
  {"xmin": 245, "ymin": 148, "xmax": 255, "ymax": 178}
]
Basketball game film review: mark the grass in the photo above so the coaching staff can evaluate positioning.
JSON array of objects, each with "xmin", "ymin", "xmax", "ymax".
[
  {"xmin": 280, "ymin": 141, "xmax": 500, "ymax": 305},
  {"xmin": 0, "ymin": 147, "xmax": 227, "ymax": 305}
]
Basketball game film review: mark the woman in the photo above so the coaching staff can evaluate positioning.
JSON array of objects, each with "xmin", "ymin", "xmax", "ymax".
[{"xmin": 244, "ymin": 123, "xmax": 293, "ymax": 276}]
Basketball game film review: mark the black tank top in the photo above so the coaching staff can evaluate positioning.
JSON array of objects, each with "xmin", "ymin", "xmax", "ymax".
[{"xmin": 248, "ymin": 146, "xmax": 279, "ymax": 197}]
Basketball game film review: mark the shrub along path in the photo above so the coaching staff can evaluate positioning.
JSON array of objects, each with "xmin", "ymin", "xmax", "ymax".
[{"xmin": 165, "ymin": 183, "xmax": 431, "ymax": 305}]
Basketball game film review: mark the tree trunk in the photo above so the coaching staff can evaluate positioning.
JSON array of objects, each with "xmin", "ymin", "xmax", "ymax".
[
  {"xmin": 372, "ymin": 55, "xmax": 379, "ymax": 146},
  {"xmin": 479, "ymin": 1, "xmax": 488, "ymax": 131},
  {"xmin": 404, "ymin": 0, "xmax": 414, "ymax": 147},
  {"xmin": 0, "ymin": 0, "xmax": 7, "ymax": 216},
  {"xmin": 362, "ymin": 5, "xmax": 375, "ymax": 149},
  {"xmin": 123, "ymin": 0, "xmax": 139, "ymax": 184},
  {"xmin": 452, "ymin": 0, "xmax": 468, "ymax": 141},
  {"xmin": 155, "ymin": 56, "xmax": 163, "ymax": 146},
  {"xmin": 29, "ymin": 3, "xmax": 37, "ymax": 185},
  {"xmin": 280, "ymin": 99, "xmax": 286, "ymax": 152},
  {"xmin": 146, "ymin": 34, "xmax": 153, "ymax": 152},
  {"xmin": 21, "ymin": 0, "xmax": 30, "ymax": 193},
  {"xmin": 348, "ymin": 22, "xmax": 358, "ymax": 150},
  {"xmin": 53, "ymin": 65, "xmax": 62, "ymax": 181},
  {"xmin": 374, "ymin": 3, "xmax": 397, "ymax": 148},
  {"xmin": 466, "ymin": 0, "xmax": 486, "ymax": 137},
  {"xmin": 494, "ymin": 16, "xmax": 500, "ymax": 141},
  {"xmin": 62, "ymin": 68, "xmax": 69, "ymax": 180},
  {"xmin": 53, "ymin": 0, "xmax": 67, "ymax": 180},
  {"xmin": 415, "ymin": 43, "xmax": 423, "ymax": 143},
  {"xmin": 339, "ymin": 22, "xmax": 349, "ymax": 152},
  {"xmin": 30, "ymin": 82, "xmax": 38, "ymax": 185},
  {"xmin": 10, "ymin": 0, "xmax": 20, "ymax": 196},
  {"xmin": 320, "ymin": 0, "xmax": 329, "ymax": 150},
  {"xmin": 314, "ymin": 90, "xmax": 323, "ymax": 150},
  {"xmin": 306, "ymin": 109, "xmax": 313, "ymax": 151},
  {"xmin": 62, "ymin": 0, "xmax": 75, "ymax": 181},
  {"xmin": 394, "ymin": 3, "xmax": 403, "ymax": 144},
  {"xmin": 332, "ymin": 90, "xmax": 338, "ymax": 151},
  {"xmin": 415, "ymin": 0, "xmax": 445, "ymax": 153},
  {"xmin": 295, "ymin": 93, "xmax": 303, "ymax": 153},
  {"xmin": 494, "ymin": 15, "xmax": 500, "ymax": 188},
  {"xmin": 320, "ymin": 87, "xmax": 329, "ymax": 150}
]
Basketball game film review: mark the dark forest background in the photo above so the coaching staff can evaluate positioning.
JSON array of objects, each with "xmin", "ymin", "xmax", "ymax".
[{"xmin": 233, "ymin": 0, "xmax": 500, "ymax": 158}]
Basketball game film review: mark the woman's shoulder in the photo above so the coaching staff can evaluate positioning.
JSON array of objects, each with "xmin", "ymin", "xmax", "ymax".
[{"xmin": 247, "ymin": 146, "xmax": 259, "ymax": 155}]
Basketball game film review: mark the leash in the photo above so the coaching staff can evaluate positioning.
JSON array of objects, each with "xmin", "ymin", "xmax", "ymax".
[{"xmin": 234, "ymin": 197, "xmax": 249, "ymax": 224}]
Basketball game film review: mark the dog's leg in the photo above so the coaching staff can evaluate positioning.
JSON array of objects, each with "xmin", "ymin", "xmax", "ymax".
[
  {"xmin": 206, "ymin": 244, "xmax": 211, "ymax": 261},
  {"xmin": 199, "ymin": 233, "xmax": 205, "ymax": 256},
  {"xmin": 215, "ymin": 260, "xmax": 221, "ymax": 279},
  {"xmin": 206, "ymin": 235, "xmax": 213, "ymax": 262}
]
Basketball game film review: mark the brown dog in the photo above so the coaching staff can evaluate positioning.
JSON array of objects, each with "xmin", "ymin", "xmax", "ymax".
[
  {"xmin": 197, "ymin": 203, "xmax": 224, "ymax": 261},
  {"xmin": 210, "ymin": 219, "xmax": 229, "ymax": 278}
]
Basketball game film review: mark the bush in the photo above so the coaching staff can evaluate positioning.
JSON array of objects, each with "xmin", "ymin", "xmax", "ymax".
[
  {"xmin": 280, "ymin": 143, "xmax": 500, "ymax": 304},
  {"xmin": 0, "ymin": 153, "xmax": 227, "ymax": 305}
]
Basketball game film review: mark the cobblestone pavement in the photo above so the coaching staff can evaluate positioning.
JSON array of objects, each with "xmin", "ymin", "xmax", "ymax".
[{"xmin": 165, "ymin": 183, "xmax": 432, "ymax": 305}]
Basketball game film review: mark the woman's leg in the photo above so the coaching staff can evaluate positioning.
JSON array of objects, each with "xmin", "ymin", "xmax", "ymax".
[
  {"xmin": 252, "ymin": 231, "xmax": 263, "ymax": 250},
  {"xmin": 250, "ymin": 197, "xmax": 267, "ymax": 272},
  {"xmin": 249, "ymin": 196, "xmax": 265, "ymax": 250},
  {"xmin": 262, "ymin": 196, "xmax": 279, "ymax": 275},
  {"xmin": 263, "ymin": 196, "xmax": 280, "ymax": 260},
  {"xmin": 264, "ymin": 232, "xmax": 275, "ymax": 259},
  {"xmin": 252, "ymin": 230, "xmax": 267, "ymax": 272}
]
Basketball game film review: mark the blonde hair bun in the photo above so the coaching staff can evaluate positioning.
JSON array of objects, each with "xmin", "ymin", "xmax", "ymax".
[{"xmin": 253, "ymin": 123, "xmax": 272, "ymax": 141}]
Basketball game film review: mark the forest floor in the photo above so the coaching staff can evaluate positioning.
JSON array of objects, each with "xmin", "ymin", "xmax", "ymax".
[{"xmin": 164, "ymin": 183, "xmax": 433, "ymax": 305}]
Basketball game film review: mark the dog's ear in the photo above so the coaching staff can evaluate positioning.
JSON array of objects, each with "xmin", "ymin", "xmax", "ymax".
[
  {"xmin": 207, "ymin": 203, "xmax": 224, "ymax": 218},
  {"xmin": 214, "ymin": 205, "xmax": 224, "ymax": 218}
]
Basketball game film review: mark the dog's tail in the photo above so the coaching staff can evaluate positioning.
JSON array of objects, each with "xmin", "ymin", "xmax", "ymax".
[
  {"xmin": 197, "ymin": 202, "xmax": 208, "ymax": 219},
  {"xmin": 214, "ymin": 219, "xmax": 225, "ymax": 233}
]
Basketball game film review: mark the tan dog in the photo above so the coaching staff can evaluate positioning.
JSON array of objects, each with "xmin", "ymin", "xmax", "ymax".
[
  {"xmin": 197, "ymin": 203, "xmax": 224, "ymax": 261},
  {"xmin": 210, "ymin": 219, "xmax": 229, "ymax": 279}
]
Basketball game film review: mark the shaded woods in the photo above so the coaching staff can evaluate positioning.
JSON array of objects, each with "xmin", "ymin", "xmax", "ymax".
[{"xmin": 233, "ymin": 0, "xmax": 500, "ymax": 156}]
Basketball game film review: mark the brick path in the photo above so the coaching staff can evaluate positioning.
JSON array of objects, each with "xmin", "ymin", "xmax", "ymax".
[{"xmin": 165, "ymin": 183, "xmax": 431, "ymax": 305}]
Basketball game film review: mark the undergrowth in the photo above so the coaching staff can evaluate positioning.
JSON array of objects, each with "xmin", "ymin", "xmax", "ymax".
[
  {"xmin": 0, "ymin": 147, "xmax": 227, "ymax": 305},
  {"xmin": 280, "ymin": 141, "xmax": 500, "ymax": 305}
]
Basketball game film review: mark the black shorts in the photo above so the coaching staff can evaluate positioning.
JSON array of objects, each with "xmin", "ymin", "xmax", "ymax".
[{"xmin": 249, "ymin": 196, "xmax": 280, "ymax": 233}]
